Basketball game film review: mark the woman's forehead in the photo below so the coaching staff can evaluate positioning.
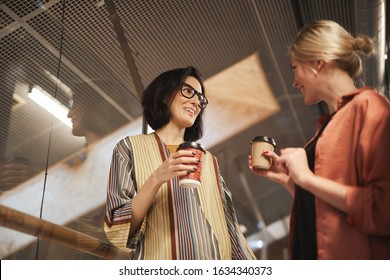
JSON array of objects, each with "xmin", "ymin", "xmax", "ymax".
[{"xmin": 184, "ymin": 76, "xmax": 201, "ymax": 91}]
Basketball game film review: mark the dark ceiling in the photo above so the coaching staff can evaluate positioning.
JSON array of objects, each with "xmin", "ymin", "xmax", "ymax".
[{"xmin": 0, "ymin": 0, "xmax": 388, "ymax": 259}]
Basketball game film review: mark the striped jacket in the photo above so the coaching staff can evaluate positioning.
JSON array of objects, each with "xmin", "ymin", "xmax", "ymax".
[{"xmin": 104, "ymin": 133, "xmax": 255, "ymax": 260}]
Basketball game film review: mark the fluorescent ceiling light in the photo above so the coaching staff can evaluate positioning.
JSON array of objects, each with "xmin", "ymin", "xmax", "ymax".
[
  {"xmin": 28, "ymin": 86, "xmax": 72, "ymax": 128},
  {"xmin": 43, "ymin": 70, "xmax": 72, "ymax": 97}
]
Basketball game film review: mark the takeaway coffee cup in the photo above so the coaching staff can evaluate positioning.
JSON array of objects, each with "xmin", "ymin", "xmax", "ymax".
[
  {"xmin": 251, "ymin": 136, "xmax": 276, "ymax": 170},
  {"xmin": 176, "ymin": 141, "xmax": 205, "ymax": 188}
]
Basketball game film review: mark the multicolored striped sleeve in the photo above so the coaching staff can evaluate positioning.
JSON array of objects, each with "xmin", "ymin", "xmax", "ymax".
[
  {"xmin": 104, "ymin": 138, "xmax": 139, "ymax": 253},
  {"xmin": 217, "ymin": 163, "xmax": 256, "ymax": 260}
]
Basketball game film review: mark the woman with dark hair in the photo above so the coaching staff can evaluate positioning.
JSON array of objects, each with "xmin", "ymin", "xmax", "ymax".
[
  {"xmin": 142, "ymin": 67, "xmax": 205, "ymax": 141},
  {"xmin": 104, "ymin": 67, "xmax": 255, "ymax": 260}
]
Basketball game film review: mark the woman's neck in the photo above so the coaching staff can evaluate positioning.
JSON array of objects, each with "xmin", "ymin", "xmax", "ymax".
[
  {"xmin": 155, "ymin": 123, "xmax": 185, "ymax": 145},
  {"xmin": 84, "ymin": 131, "xmax": 100, "ymax": 146},
  {"xmin": 322, "ymin": 71, "xmax": 357, "ymax": 114}
]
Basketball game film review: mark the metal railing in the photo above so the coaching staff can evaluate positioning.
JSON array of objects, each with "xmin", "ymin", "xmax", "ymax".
[{"xmin": 0, "ymin": 205, "xmax": 129, "ymax": 260}]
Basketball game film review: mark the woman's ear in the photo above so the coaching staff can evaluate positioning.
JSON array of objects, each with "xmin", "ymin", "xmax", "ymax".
[{"xmin": 317, "ymin": 60, "xmax": 325, "ymax": 71}]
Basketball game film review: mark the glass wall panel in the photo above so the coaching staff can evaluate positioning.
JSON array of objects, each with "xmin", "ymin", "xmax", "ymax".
[{"xmin": 1, "ymin": 1, "xmax": 142, "ymax": 259}]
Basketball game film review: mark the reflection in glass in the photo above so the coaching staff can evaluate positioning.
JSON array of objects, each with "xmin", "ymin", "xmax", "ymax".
[
  {"xmin": 28, "ymin": 86, "xmax": 72, "ymax": 128},
  {"xmin": 0, "ymin": 1, "xmax": 142, "ymax": 259}
]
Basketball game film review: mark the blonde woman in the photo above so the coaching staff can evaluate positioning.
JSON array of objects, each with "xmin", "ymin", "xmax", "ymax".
[{"xmin": 249, "ymin": 20, "xmax": 390, "ymax": 259}]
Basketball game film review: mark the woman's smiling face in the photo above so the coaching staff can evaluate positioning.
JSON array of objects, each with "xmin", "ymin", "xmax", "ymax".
[
  {"xmin": 291, "ymin": 59, "xmax": 322, "ymax": 105},
  {"xmin": 169, "ymin": 76, "xmax": 202, "ymax": 129}
]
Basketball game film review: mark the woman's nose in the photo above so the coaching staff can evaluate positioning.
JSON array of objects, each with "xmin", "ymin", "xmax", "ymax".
[
  {"xmin": 67, "ymin": 107, "xmax": 73, "ymax": 118},
  {"xmin": 190, "ymin": 93, "xmax": 200, "ymax": 106},
  {"xmin": 292, "ymin": 80, "xmax": 299, "ymax": 88}
]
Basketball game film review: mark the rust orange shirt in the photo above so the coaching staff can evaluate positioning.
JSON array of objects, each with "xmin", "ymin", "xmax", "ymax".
[{"xmin": 291, "ymin": 87, "xmax": 390, "ymax": 259}]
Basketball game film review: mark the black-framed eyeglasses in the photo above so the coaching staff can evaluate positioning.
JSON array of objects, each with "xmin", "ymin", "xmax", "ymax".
[{"xmin": 180, "ymin": 83, "xmax": 208, "ymax": 109}]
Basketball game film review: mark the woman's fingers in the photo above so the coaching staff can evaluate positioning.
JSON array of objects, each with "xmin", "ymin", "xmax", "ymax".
[
  {"xmin": 262, "ymin": 150, "xmax": 285, "ymax": 169},
  {"xmin": 171, "ymin": 150, "xmax": 199, "ymax": 164},
  {"xmin": 248, "ymin": 155, "xmax": 270, "ymax": 175},
  {"xmin": 262, "ymin": 149, "xmax": 278, "ymax": 158},
  {"xmin": 161, "ymin": 150, "xmax": 200, "ymax": 177}
]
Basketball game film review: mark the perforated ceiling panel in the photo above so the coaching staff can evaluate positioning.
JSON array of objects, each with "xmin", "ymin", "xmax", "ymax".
[{"xmin": 113, "ymin": 0, "xmax": 294, "ymax": 84}]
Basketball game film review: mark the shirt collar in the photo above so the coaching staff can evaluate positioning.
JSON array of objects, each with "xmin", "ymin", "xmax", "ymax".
[
  {"xmin": 336, "ymin": 86, "xmax": 376, "ymax": 110},
  {"xmin": 317, "ymin": 86, "xmax": 376, "ymax": 127}
]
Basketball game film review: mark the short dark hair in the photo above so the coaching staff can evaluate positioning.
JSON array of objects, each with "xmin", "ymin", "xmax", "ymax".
[{"xmin": 142, "ymin": 66, "xmax": 205, "ymax": 141}]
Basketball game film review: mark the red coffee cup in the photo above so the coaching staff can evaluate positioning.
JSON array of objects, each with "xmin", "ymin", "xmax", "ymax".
[{"xmin": 176, "ymin": 141, "xmax": 205, "ymax": 188}]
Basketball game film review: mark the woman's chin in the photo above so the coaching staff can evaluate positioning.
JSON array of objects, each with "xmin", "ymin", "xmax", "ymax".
[{"xmin": 303, "ymin": 97, "xmax": 321, "ymax": 106}]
